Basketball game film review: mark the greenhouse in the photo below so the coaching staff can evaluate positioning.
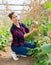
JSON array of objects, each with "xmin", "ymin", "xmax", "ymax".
[{"xmin": 0, "ymin": 0, "xmax": 51, "ymax": 65}]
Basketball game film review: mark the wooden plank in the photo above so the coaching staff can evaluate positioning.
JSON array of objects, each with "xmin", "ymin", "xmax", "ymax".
[
  {"xmin": 0, "ymin": 3, "xmax": 30, "ymax": 6},
  {"xmin": 0, "ymin": 9, "xmax": 27, "ymax": 11},
  {"xmin": 0, "ymin": 10, "xmax": 28, "ymax": 14}
]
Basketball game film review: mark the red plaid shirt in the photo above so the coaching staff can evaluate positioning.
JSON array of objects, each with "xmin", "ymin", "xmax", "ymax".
[{"xmin": 10, "ymin": 22, "xmax": 29, "ymax": 47}]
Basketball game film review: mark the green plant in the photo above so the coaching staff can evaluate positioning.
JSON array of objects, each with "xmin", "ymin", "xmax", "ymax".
[
  {"xmin": 45, "ymin": 2, "xmax": 51, "ymax": 9},
  {"xmin": 23, "ymin": 18, "xmax": 51, "ymax": 65},
  {"xmin": 0, "ymin": 27, "xmax": 11, "ymax": 51},
  {"xmin": 33, "ymin": 44, "xmax": 51, "ymax": 65}
]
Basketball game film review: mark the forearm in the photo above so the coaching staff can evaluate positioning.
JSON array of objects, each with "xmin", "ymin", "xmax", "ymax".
[
  {"xmin": 24, "ymin": 30, "xmax": 34, "ymax": 38},
  {"xmin": 24, "ymin": 28, "xmax": 38, "ymax": 38}
]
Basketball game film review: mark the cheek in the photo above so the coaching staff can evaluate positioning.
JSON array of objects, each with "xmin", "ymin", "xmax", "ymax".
[
  {"xmin": 15, "ymin": 17, "xmax": 18, "ymax": 20},
  {"xmin": 12, "ymin": 17, "xmax": 18, "ymax": 22},
  {"xmin": 12, "ymin": 18, "xmax": 15, "ymax": 22}
]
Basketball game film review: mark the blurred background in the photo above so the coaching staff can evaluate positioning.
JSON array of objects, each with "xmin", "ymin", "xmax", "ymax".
[
  {"xmin": 0, "ymin": 0, "xmax": 51, "ymax": 20},
  {"xmin": 0, "ymin": 0, "xmax": 51, "ymax": 65},
  {"xmin": 0, "ymin": 0, "xmax": 51, "ymax": 49}
]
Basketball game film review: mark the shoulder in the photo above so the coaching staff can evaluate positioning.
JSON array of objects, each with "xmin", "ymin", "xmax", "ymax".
[
  {"xmin": 10, "ymin": 24, "xmax": 14, "ymax": 29},
  {"xmin": 10, "ymin": 24, "xmax": 16, "ymax": 32}
]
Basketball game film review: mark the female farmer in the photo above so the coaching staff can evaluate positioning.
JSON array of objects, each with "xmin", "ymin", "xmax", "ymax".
[{"xmin": 8, "ymin": 12, "xmax": 38, "ymax": 60}]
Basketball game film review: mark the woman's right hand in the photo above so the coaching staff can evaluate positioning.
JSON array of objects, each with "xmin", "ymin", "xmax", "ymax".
[
  {"xmin": 32, "ymin": 28, "xmax": 39, "ymax": 32},
  {"xmin": 31, "ymin": 21, "xmax": 38, "ymax": 27}
]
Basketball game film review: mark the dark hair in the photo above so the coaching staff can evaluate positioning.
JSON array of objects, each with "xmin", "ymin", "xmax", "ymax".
[{"xmin": 8, "ymin": 12, "xmax": 15, "ymax": 19}]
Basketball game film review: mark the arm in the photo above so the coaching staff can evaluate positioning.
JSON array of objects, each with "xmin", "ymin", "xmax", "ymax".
[
  {"xmin": 21, "ymin": 23, "xmax": 29, "ymax": 33},
  {"xmin": 24, "ymin": 28, "xmax": 38, "ymax": 38}
]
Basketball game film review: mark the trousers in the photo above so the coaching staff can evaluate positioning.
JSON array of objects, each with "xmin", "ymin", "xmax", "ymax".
[{"xmin": 11, "ymin": 42, "xmax": 36, "ymax": 56}]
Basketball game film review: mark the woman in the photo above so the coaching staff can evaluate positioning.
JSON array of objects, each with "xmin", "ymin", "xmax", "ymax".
[{"xmin": 8, "ymin": 12, "xmax": 38, "ymax": 60}]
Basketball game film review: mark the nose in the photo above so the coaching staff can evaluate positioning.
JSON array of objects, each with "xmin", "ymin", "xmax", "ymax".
[{"xmin": 15, "ymin": 16, "xmax": 17, "ymax": 19}]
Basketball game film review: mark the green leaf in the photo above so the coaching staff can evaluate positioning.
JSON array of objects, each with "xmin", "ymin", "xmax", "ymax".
[
  {"xmin": 40, "ymin": 44, "xmax": 51, "ymax": 54},
  {"xmin": 46, "ymin": 22, "xmax": 51, "ymax": 30},
  {"xmin": 45, "ymin": 2, "xmax": 51, "ymax": 9},
  {"xmin": 38, "ymin": 59, "xmax": 47, "ymax": 65},
  {"xmin": 27, "ymin": 48, "xmax": 33, "ymax": 55},
  {"xmin": 47, "ymin": 58, "xmax": 51, "ymax": 64}
]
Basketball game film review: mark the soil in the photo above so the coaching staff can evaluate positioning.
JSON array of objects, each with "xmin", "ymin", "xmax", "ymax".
[{"xmin": 0, "ymin": 44, "xmax": 34, "ymax": 65}]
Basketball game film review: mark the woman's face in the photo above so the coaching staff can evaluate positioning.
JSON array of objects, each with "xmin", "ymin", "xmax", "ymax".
[{"xmin": 11, "ymin": 13, "xmax": 18, "ymax": 23}]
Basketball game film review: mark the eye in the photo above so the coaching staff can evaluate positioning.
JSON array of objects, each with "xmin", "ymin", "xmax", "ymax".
[
  {"xmin": 13, "ymin": 17, "xmax": 15, "ymax": 18},
  {"xmin": 16, "ymin": 16, "xmax": 17, "ymax": 17}
]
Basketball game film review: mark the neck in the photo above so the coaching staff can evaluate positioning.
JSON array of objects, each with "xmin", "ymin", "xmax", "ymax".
[{"xmin": 13, "ymin": 21, "xmax": 20, "ymax": 28}]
